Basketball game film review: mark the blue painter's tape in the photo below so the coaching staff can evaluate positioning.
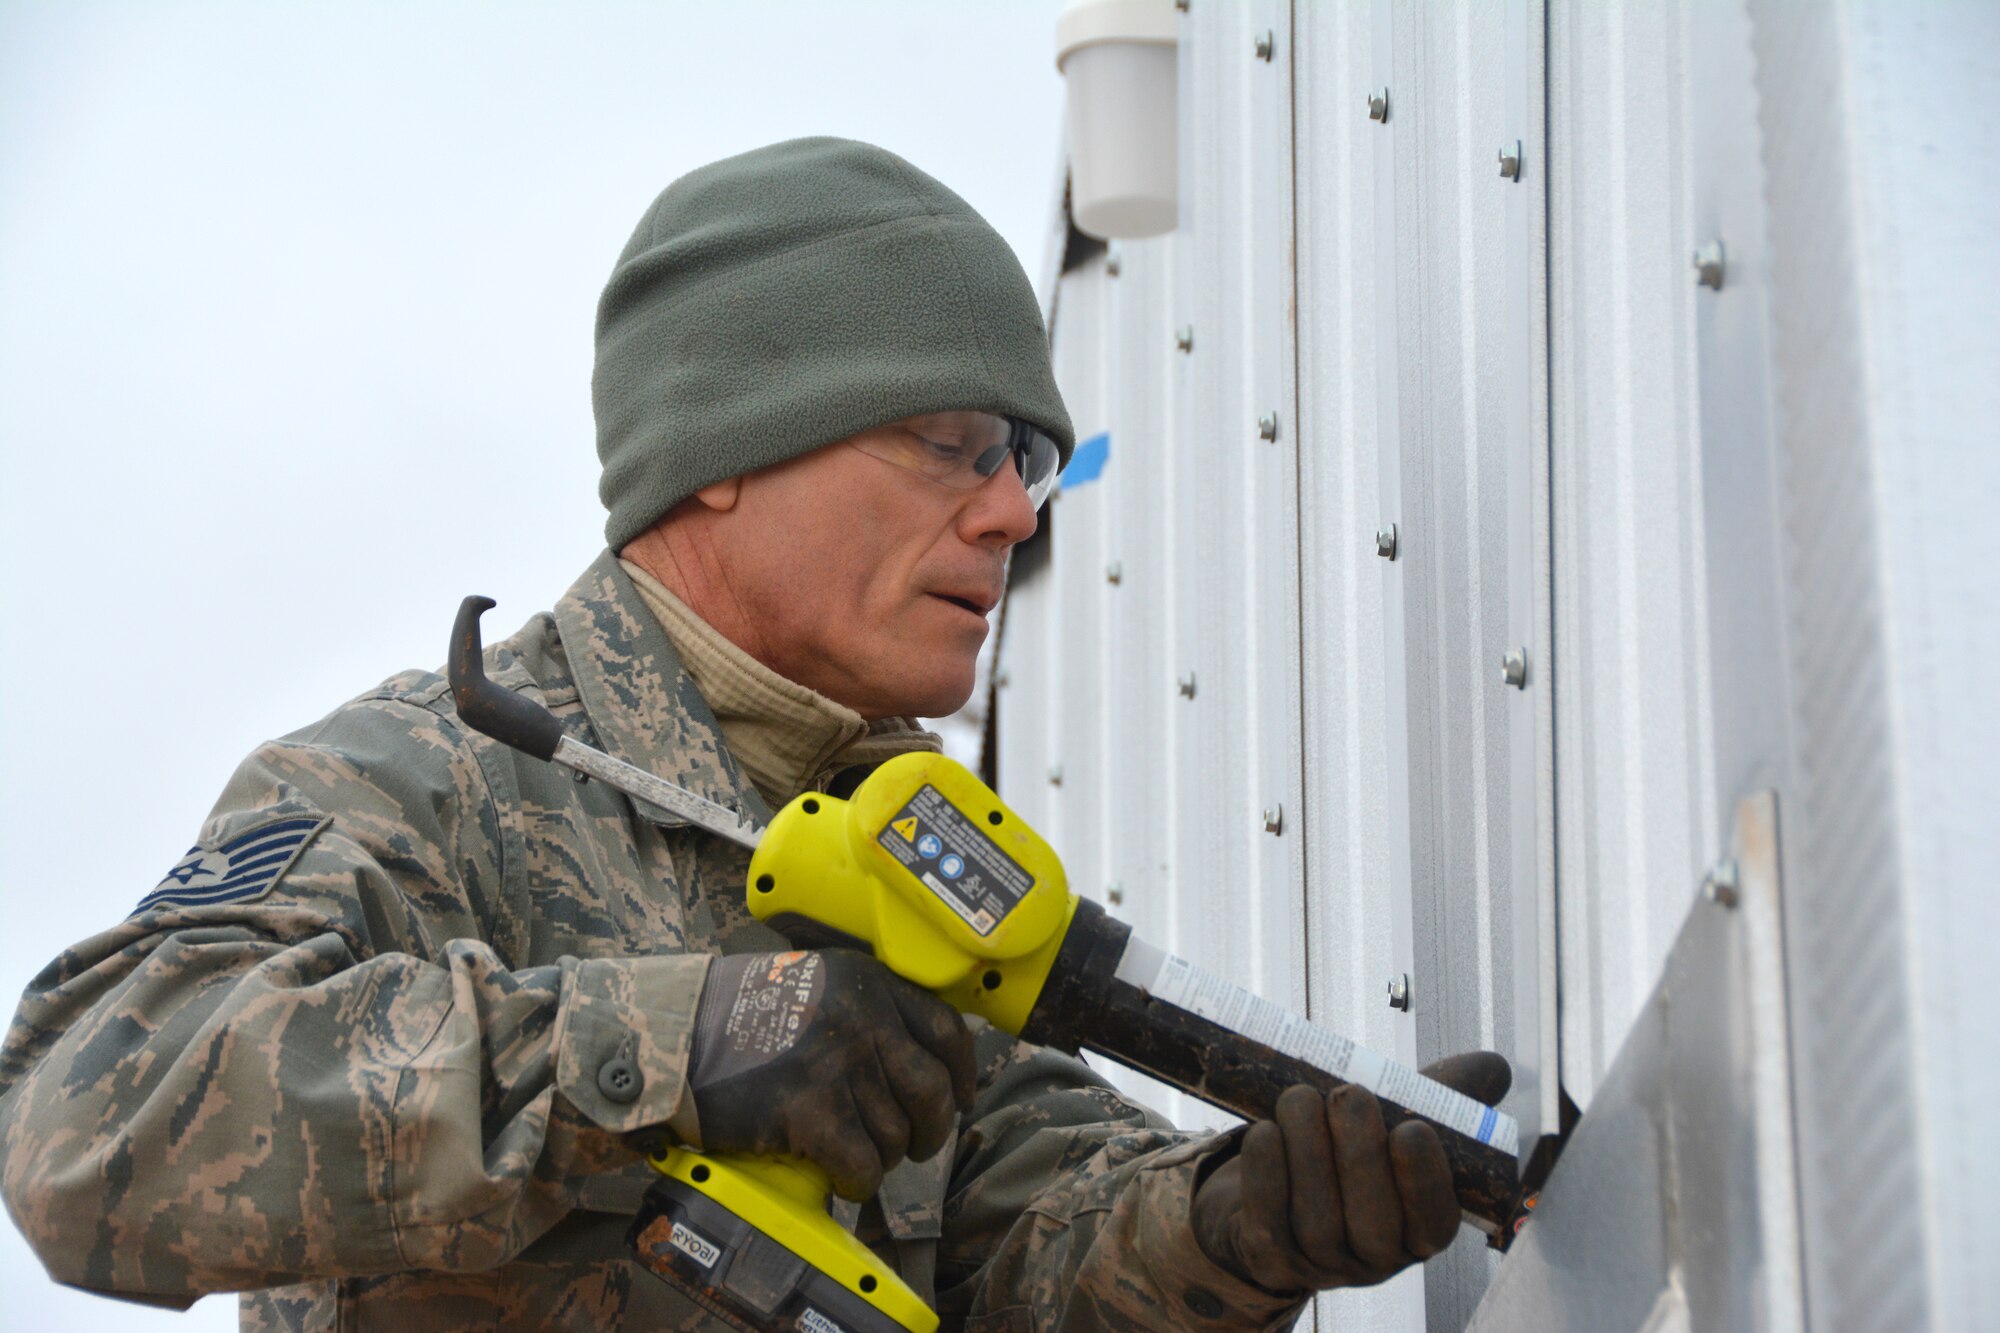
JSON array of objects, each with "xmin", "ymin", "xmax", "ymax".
[{"xmin": 1060, "ymin": 431, "xmax": 1110, "ymax": 489}]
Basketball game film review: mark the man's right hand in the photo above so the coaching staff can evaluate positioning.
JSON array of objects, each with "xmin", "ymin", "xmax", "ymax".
[
  {"xmin": 678, "ymin": 949, "xmax": 977, "ymax": 1200},
  {"xmin": 1189, "ymin": 1051, "xmax": 1513, "ymax": 1293}
]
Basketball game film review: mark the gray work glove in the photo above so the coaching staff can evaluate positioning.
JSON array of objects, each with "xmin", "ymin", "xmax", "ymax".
[
  {"xmin": 1190, "ymin": 1052, "xmax": 1513, "ymax": 1292},
  {"xmin": 680, "ymin": 950, "xmax": 977, "ymax": 1201}
]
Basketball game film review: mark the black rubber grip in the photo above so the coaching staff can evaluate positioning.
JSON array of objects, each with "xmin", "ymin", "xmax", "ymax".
[{"xmin": 448, "ymin": 596, "xmax": 564, "ymax": 761}]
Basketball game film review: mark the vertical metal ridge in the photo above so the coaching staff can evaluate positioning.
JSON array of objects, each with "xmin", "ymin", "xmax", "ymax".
[
  {"xmin": 1526, "ymin": 0, "xmax": 1563, "ymax": 1172},
  {"xmin": 1283, "ymin": 0, "xmax": 1314, "ymax": 1026}
]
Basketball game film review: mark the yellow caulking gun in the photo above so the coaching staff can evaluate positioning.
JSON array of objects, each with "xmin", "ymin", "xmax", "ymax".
[{"xmin": 451, "ymin": 598, "xmax": 1526, "ymax": 1333}]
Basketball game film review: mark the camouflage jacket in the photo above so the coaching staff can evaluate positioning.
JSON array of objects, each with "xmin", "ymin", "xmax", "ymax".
[{"xmin": 0, "ymin": 553, "xmax": 1304, "ymax": 1332}]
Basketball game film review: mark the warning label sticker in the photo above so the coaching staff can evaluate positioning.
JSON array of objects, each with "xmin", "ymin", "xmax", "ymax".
[{"xmin": 876, "ymin": 785, "xmax": 1035, "ymax": 937}]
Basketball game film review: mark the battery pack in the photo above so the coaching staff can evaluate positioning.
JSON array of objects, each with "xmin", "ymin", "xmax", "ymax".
[{"xmin": 629, "ymin": 1170, "xmax": 934, "ymax": 1333}]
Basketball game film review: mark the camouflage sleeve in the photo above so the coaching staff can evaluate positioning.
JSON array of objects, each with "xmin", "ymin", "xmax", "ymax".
[
  {"xmin": 0, "ymin": 689, "xmax": 707, "ymax": 1301},
  {"xmin": 935, "ymin": 1027, "xmax": 1306, "ymax": 1332}
]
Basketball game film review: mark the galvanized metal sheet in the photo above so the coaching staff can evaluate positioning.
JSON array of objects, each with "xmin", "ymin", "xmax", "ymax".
[{"xmin": 1468, "ymin": 792, "xmax": 1804, "ymax": 1333}]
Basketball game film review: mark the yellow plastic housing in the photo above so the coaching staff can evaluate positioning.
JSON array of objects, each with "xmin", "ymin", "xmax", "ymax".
[
  {"xmin": 647, "ymin": 1146, "xmax": 937, "ymax": 1333},
  {"xmin": 745, "ymin": 753, "xmax": 1077, "ymax": 1034}
]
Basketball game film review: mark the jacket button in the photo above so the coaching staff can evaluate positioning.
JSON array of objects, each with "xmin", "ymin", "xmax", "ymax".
[
  {"xmin": 1183, "ymin": 1287, "xmax": 1225, "ymax": 1319},
  {"xmin": 597, "ymin": 1057, "xmax": 643, "ymax": 1103}
]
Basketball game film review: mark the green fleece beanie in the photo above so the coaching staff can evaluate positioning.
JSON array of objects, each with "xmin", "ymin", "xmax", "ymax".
[{"xmin": 594, "ymin": 137, "xmax": 1075, "ymax": 551}]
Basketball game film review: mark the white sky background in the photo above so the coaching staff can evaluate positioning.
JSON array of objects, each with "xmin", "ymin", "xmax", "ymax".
[{"xmin": 0, "ymin": 2, "xmax": 1066, "ymax": 1323}]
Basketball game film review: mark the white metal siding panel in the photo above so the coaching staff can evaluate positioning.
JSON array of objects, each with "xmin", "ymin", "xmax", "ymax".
[
  {"xmin": 1099, "ymin": 240, "xmax": 1181, "ymax": 999},
  {"xmin": 1545, "ymin": 0, "xmax": 1720, "ymax": 1107},
  {"xmin": 1289, "ymin": 0, "xmax": 1397, "ymax": 1143},
  {"xmin": 1373, "ymin": 2, "xmax": 1552, "ymax": 1324},
  {"xmin": 1290, "ymin": 3, "xmax": 1425, "ymax": 1328},
  {"xmin": 1167, "ymin": 0, "xmax": 1307, "ymax": 1118},
  {"xmin": 997, "ymin": 266, "xmax": 1095, "ymax": 868},
  {"xmin": 1020, "ymin": 1, "xmax": 1556, "ymax": 1323},
  {"xmin": 1024, "ymin": 0, "xmax": 1304, "ymax": 1128},
  {"xmin": 1001, "ymin": 0, "xmax": 1306, "ymax": 1140},
  {"xmin": 1051, "ymin": 297, "xmax": 1112, "ymax": 924},
  {"xmin": 1059, "ymin": 232, "xmax": 1221, "ymax": 1127},
  {"xmin": 1290, "ymin": 1, "xmax": 1558, "ymax": 1325}
]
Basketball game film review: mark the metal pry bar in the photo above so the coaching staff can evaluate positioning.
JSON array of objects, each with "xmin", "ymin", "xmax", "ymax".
[{"xmin": 449, "ymin": 596, "xmax": 764, "ymax": 852}]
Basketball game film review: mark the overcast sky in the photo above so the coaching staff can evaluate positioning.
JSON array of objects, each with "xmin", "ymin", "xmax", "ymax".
[{"xmin": 0, "ymin": 2, "xmax": 1067, "ymax": 1322}]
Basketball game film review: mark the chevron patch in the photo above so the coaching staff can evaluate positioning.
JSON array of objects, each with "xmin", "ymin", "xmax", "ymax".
[{"xmin": 135, "ymin": 815, "xmax": 330, "ymax": 913}]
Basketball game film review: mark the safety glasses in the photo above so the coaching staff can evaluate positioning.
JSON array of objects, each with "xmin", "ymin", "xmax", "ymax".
[{"xmin": 845, "ymin": 412, "xmax": 1062, "ymax": 510}]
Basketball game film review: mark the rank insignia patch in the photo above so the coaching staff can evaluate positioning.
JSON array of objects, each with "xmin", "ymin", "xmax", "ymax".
[{"xmin": 135, "ymin": 814, "xmax": 331, "ymax": 913}]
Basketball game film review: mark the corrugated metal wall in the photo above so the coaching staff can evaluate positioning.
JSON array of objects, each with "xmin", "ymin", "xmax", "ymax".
[
  {"xmin": 1001, "ymin": 3, "xmax": 1553, "ymax": 1324},
  {"xmin": 1291, "ymin": 1, "xmax": 1560, "ymax": 1322},
  {"xmin": 1000, "ymin": 0, "xmax": 1997, "ymax": 1327},
  {"xmin": 998, "ymin": 0, "xmax": 1306, "ymax": 1157}
]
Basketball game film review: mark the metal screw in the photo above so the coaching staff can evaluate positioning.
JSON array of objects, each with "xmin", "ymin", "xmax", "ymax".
[
  {"xmin": 1376, "ymin": 524, "xmax": 1399, "ymax": 560},
  {"xmin": 1257, "ymin": 411, "xmax": 1280, "ymax": 441},
  {"xmin": 1367, "ymin": 87, "xmax": 1390, "ymax": 122},
  {"xmin": 1262, "ymin": 803, "xmax": 1284, "ymax": 835},
  {"xmin": 1105, "ymin": 561, "xmax": 1123, "ymax": 585},
  {"xmin": 1105, "ymin": 247, "xmax": 1122, "ymax": 278},
  {"xmin": 1501, "ymin": 648, "xmax": 1529, "ymax": 689},
  {"xmin": 1702, "ymin": 858, "xmax": 1740, "ymax": 909},
  {"xmin": 1387, "ymin": 973, "xmax": 1411, "ymax": 1011},
  {"xmin": 1047, "ymin": 764, "xmax": 1064, "ymax": 787},
  {"xmin": 1175, "ymin": 325, "xmax": 1194, "ymax": 353},
  {"xmin": 1254, "ymin": 30, "xmax": 1275, "ymax": 61},
  {"xmin": 1178, "ymin": 671, "xmax": 1198, "ymax": 699},
  {"xmin": 571, "ymin": 768, "xmax": 590, "ymax": 784},
  {"xmin": 1107, "ymin": 881, "xmax": 1125, "ymax": 905},
  {"xmin": 1498, "ymin": 140, "xmax": 1522, "ymax": 180},
  {"xmin": 1692, "ymin": 240, "xmax": 1725, "ymax": 290}
]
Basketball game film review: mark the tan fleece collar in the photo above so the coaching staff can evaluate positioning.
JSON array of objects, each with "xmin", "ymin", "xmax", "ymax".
[{"xmin": 620, "ymin": 559, "xmax": 940, "ymax": 809}]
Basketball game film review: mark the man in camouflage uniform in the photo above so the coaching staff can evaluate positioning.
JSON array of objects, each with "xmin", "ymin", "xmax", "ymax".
[{"xmin": 0, "ymin": 139, "xmax": 1505, "ymax": 1330}]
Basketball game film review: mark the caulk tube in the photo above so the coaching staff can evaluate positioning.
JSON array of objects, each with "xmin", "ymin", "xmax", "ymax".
[{"xmin": 1019, "ymin": 899, "xmax": 1524, "ymax": 1242}]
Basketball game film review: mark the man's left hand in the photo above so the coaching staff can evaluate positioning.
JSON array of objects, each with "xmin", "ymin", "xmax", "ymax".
[{"xmin": 1189, "ymin": 1052, "xmax": 1512, "ymax": 1293}]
